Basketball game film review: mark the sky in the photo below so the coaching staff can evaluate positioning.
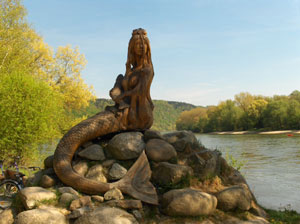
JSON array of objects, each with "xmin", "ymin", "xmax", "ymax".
[{"xmin": 23, "ymin": 0, "xmax": 300, "ymax": 106}]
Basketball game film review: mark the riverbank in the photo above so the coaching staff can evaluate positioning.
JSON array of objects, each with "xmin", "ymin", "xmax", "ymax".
[{"xmin": 208, "ymin": 130, "xmax": 300, "ymax": 135}]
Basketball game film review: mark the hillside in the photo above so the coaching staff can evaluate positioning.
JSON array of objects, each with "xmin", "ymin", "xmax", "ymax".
[{"xmin": 74, "ymin": 98, "xmax": 196, "ymax": 131}]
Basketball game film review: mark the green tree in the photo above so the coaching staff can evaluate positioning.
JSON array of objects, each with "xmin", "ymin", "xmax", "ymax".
[
  {"xmin": 263, "ymin": 99, "xmax": 289, "ymax": 130},
  {"xmin": 0, "ymin": 72, "xmax": 64, "ymax": 164},
  {"xmin": 218, "ymin": 100, "xmax": 242, "ymax": 131}
]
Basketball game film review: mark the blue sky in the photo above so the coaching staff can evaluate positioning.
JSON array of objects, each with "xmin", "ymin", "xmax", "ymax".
[{"xmin": 23, "ymin": 0, "xmax": 300, "ymax": 106}]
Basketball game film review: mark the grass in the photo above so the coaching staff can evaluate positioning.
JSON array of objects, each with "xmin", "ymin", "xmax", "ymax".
[{"xmin": 265, "ymin": 208, "xmax": 300, "ymax": 224}]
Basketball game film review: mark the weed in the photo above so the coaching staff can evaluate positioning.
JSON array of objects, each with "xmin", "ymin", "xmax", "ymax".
[{"xmin": 225, "ymin": 151, "xmax": 247, "ymax": 171}]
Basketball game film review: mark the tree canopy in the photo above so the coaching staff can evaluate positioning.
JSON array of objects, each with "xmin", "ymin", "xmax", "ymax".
[
  {"xmin": 176, "ymin": 91, "xmax": 300, "ymax": 133},
  {"xmin": 0, "ymin": 0, "xmax": 95, "ymax": 164}
]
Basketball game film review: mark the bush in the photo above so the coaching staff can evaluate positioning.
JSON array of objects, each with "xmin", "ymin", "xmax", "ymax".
[{"xmin": 0, "ymin": 72, "xmax": 64, "ymax": 165}]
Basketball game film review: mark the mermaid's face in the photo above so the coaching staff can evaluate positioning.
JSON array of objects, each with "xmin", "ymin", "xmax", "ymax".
[{"xmin": 133, "ymin": 38, "xmax": 147, "ymax": 56}]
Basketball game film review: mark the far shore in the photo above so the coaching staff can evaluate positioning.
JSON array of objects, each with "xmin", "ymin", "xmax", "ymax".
[{"xmin": 207, "ymin": 130, "xmax": 300, "ymax": 135}]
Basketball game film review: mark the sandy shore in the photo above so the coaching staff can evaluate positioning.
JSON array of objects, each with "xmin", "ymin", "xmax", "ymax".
[{"xmin": 208, "ymin": 130, "xmax": 300, "ymax": 135}]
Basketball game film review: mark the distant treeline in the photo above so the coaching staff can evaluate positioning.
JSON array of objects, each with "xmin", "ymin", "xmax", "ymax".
[
  {"xmin": 74, "ymin": 99, "xmax": 196, "ymax": 131},
  {"xmin": 176, "ymin": 91, "xmax": 300, "ymax": 133}
]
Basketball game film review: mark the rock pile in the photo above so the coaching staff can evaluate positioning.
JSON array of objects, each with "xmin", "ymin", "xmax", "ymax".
[{"xmin": 2, "ymin": 130, "xmax": 269, "ymax": 224}]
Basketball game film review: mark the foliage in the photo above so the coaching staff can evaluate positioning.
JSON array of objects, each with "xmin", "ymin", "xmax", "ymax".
[
  {"xmin": 265, "ymin": 207, "xmax": 300, "ymax": 224},
  {"xmin": 225, "ymin": 151, "xmax": 247, "ymax": 171},
  {"xmin": 0, "ymin": 72, "xmax": 64, "ymax": 164},
  {"xmin": 176, "ymin": 91, "xmax": 300, "ymax": 133},
  {"xmin": 0, "ymin": 0, "xmax": 95, "ymax": 164},
  {"xmin": 74, "ymin": 98, "xmax": 196, "ymax": 131}
]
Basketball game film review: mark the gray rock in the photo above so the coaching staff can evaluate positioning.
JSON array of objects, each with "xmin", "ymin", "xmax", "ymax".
[
  {"xmin": 70, "ymin": 196, "xmax": 92, "ymax": 211},
  {"xmin": 74, "ymin": 206, "xmax": 138, "ymax": 224},
  {"xmin": 107, "ymin": 132, "xmax": 145, "ymax": 160},
  {"xmin": 152, "ymin": 162, "xmax": 193, "ymax": 186},
  {"xmin": 26, "ymin": 170, "xmax": 43, "ymax": 187},
  {"xmin": 43, "ymin": 155, "xmax": 54, "ymax": 169},
  {"xmin": 59, "ymin": 193, "xmax": 78, "ymax": 207},
  {"xmin": 0, "ymin": 208, "xmax": 14, "ymax": 224},
  {"xmin": 216, "ymin": 185, "xmax": 253, "ymax": 211},
  {"xmin": 163, "ymin": 130, "xmax": 198, "ymax": 152},
  {"xmin": 104, "ymin": 199, "xmax": 142, "ymax": 210},
  {"xmin": 58, "ymin": 187, "xmax": 79, "ymax": 196},
  {"xmin": 82, "ymin": 141, "xmax": 93, "ymax": 148},
  {"xmin": 101, "ymin": 159, "xmax": 116, "ymax": 168},
  {"xmin": 67, "ymin": 206, "xmax": 92, "ymax": 219},
  {"xmin": 131, "ymin": 210, "xmax": 143, "ymax": 222},
  {"xmin": 187, "ymin": 150, "xmax": 221, "ymax": 180},
  {"xmin": 40, "ymin": 175, "xmax": 56, "ymax": 188},
  {"xmin": 19, "ymin": 187, "xmax": 57, "ymax": 209},
  {"xmin": 145, "ymin": 139, "xmax": 177, "ymax": 162},
  {"xmin": 15, "ymin": 208, "xmax": 67, "ymax": 224},
  {"xmin": 86, "ymin": 164, "xmax": 107, "ymax": 183},
  {"xmin": 162, "ymin": 188, "xmax": 217, "ymax": 216},
  {"xmin": 144, "ymin": 129, "xmax": 164, "ymax": 142},
  {"xmin": 108, "ymin": 163, "xmax": 127, "ymax": 180},
  {"xmin": 91, "ymin": 195, "xmax": 104, "ymax": 203},
  {"xmin": 104, "ymin": 187, "xmax": 124, "ymax": 201},
  {"xmin": 73, "ymin": 160, "xmax": 89, "ymax": 176},
  {"xmin": 78, "ymin": 144, "xmax": 106, "ymax": 161}
]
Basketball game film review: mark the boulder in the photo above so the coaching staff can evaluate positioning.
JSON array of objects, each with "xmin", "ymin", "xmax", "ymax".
[
  {"xmin": 104, "ymin": 199, "xmax": 142, "ymax": 210},
  {"xmin": 70, "ymin": 196, "xmax": 92, "ymax": 211},
  {"xmin": 26, "ymin": 170, "xmax": 43, "ymax": 187},
  {"xmin": 15, "ymin": 207, "xmax": 67, "ymax": 224},
  {"xmin": 107, "ymin": 132, "xmax": 145, "ymax": 160},
  {"xmin": 163, "ymin": 130, "xmax": 198, "ymax": 152},
  {"xmin": 101, "ymin": 159, "xmax": 116, "ymax": 168},
  {"xmin": 152, "ymin": 162, "xmax": 193, "ymax": 186},
  {"xmin": 216, "ymin": 185, "xmax": 253, "ymax": 211},
  {"xmin": 144, "ymin": 129, "xmax": 164, "ymax": 142},
  {"xmin": 104, "ymin": 187, "xmax": 124, "ymax": 201},
  {"xmin": 145, "ymin": 139, "xmax": 177, "ymax": 162},
  {"xmin": 0, "ymin": 208, "xmax": 14, "ymax": 224},
  {"xmin": 86, "ymin": 164, "xmax": 107, "ymax": 183},
  {"xmin": 40, "ymin": 175, "xmax": 56, "ymax": 188},
  {"xmin": 91, "ymin": 195, "xmax": 104, "ymax": 203},
  {"xmin": 67, "ymin": 206, "xmax": 92, "ymax": 219},
  {"xmin": 162, "ymin": 188, "xmax": 217, "ymax": 216},
  {"xmin": 187, "ymin": 150, "xmax": 221, "ymax": 180},
  {"xmin": 131, "ymin": 210, "xmax": 143, "ymax": 222},
  {"xmin": 78, "ymin": 144, "xmax": 106, "ymax": 161},
  {"xmin": 73, "ymin": 160, "xmax": 89, "ymax": 176},
  {"xmin": 43, "ymin": 155, "xmax": 54, "ymax": 169},
  {"xmin": 19, "ymin": 187, "xmax": 57, "ymax": 209},
  {"xmin": 74, "ymin": 206, "xmax": 138, "ymax": 224},
  {"xmin": 59, "ymin": 193, "xmax": 78, "ymax": 207},
  {"xmin": 108, "ymin": 163, "xmax": 127, "ymax": 180},
  {"xmin": 58, "ymin": 187, "xmax": 79, "ymax": 196}
]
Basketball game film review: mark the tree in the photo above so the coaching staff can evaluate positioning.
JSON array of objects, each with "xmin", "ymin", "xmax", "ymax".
[
  {"xmin": 0, "ymin": 0, "xmax": 96, "ymax": 164},
  {"xmin": 0, "ymin": 0, "xmax": 95, "ymax": 112},
  {"xmin": 263, "ymin": 99, "xmax": 289, "ymax": 130},
  {"xmin": 49, "ymin": 45, "xmax": 95, "ymax": 111},
  {"xmin": 0, "ymin": 72, "xmax": 64, "ymax": 164},
  {"xmin": 176, "ymin": 107, "xmax": 207, "ymax": 132},
  {"xmin": 247, "ymin": 99, "xmax": 268, "ymax": 129},
  {"xmin": 234, "ymin": 92, "xmax": 254, "ymax": 112},
  {"xmin": 218, "ymin": 100, "xmax": 242, "ymax": 131}
]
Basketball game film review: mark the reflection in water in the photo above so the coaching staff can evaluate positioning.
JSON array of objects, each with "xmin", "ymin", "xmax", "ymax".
[{"xmin": 196, "ymin": 134, "xmax": 300, "ymax": 212}]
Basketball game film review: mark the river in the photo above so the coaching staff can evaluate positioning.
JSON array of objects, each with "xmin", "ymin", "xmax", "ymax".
[{"xmin": 195, "ymin": 134, "xmax": 300, "ymax": 212}]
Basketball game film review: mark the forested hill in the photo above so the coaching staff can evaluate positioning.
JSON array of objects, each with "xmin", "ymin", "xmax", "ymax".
[{"xmin": 73, "ymin": 98, "xmax": 196, "ymax": 131}]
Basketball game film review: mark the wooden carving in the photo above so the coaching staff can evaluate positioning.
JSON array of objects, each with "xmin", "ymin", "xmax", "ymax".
[
  {"xmin": 53, "ymin": 29, "xmax": 157, "ymax": 205},
  {"xmin": 109, "ymin": 28, "xmax": 154, "ymax": 130}
]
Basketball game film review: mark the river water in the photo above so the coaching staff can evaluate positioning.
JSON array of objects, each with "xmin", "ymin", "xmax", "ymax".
[{"xmin": 195, "ymin": 134, "xmax": 300, "ymax": 212}]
